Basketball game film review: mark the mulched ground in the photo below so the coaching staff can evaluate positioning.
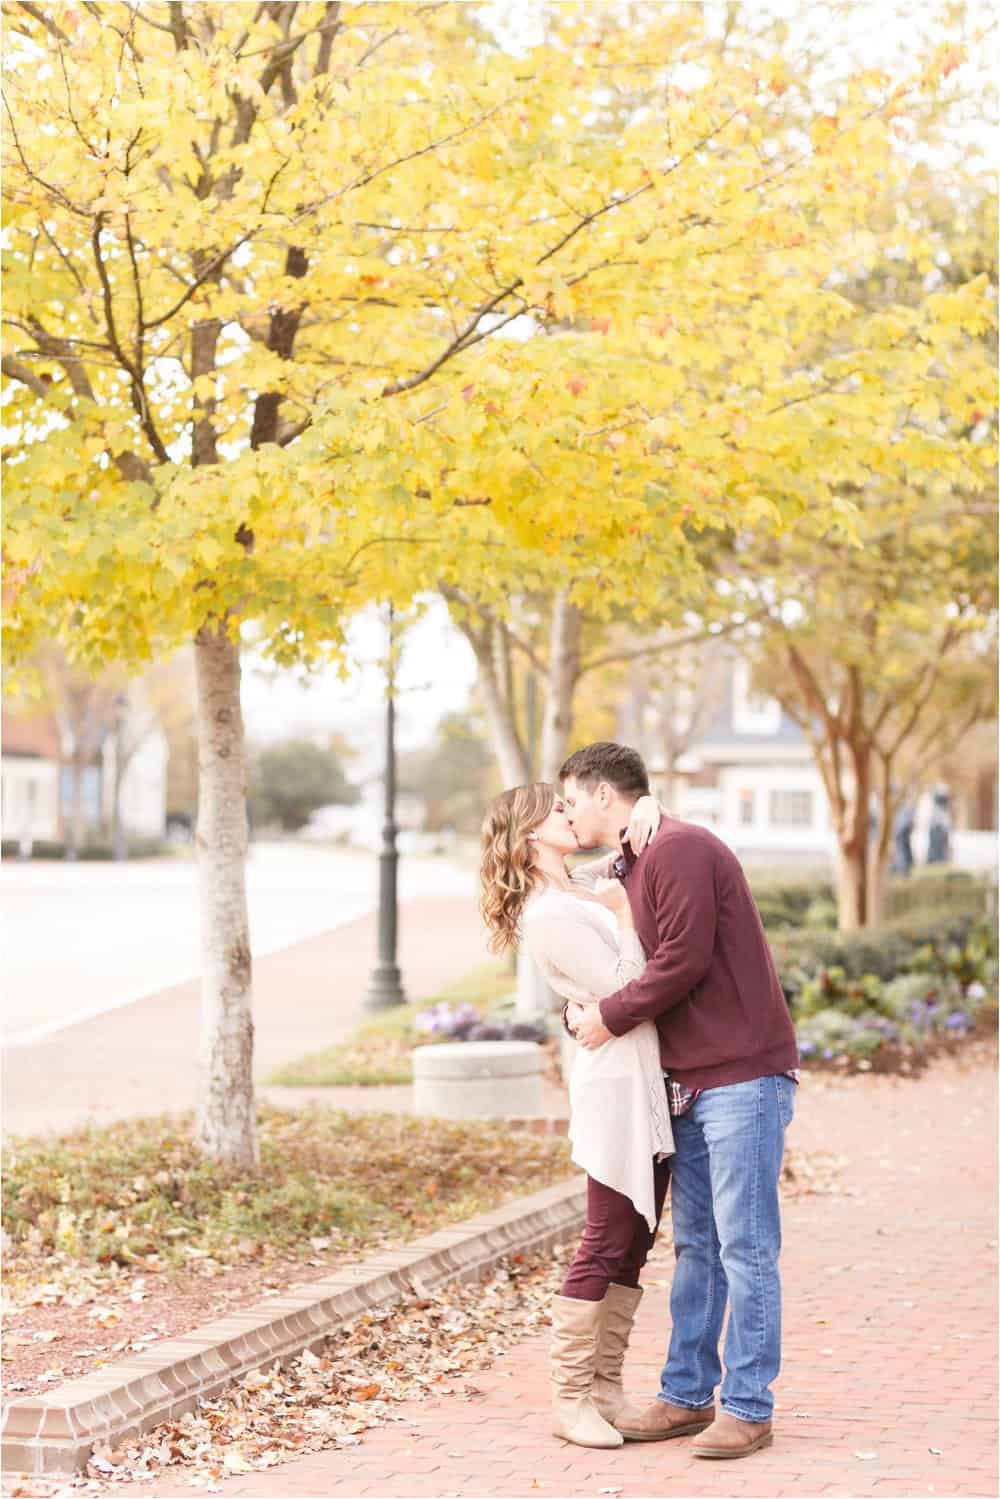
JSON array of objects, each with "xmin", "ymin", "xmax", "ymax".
[{"xmin": 3, "ymin": 1244, "xmax": 389, "ymax": 1400}]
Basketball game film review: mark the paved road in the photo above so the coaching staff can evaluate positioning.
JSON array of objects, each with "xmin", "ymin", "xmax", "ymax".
[
  {"xmin": 1, "ymin": 842, "xmax": 474, "ymax": 1046},
  {"xmin": 2, "ymin": 891, "xmax": 492, "ymax": 1137}
]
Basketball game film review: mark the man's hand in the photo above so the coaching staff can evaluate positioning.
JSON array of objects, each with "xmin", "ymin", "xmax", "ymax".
[{"xmin": 573, "ymin": 1001, "xmax": 614, "ymax": 1051}]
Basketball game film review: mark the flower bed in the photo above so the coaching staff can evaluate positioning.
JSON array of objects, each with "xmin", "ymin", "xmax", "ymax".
[
  {"xmin": 413, "ymin": 999, "xmax": 546, "ymax": 1045},
  {"xmin": 776, "ymin": 914, "xmax": 997, "ymax": 1074}
]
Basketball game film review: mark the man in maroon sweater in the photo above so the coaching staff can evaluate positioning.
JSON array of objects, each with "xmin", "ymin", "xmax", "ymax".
[{"xmin": 562, "ymin": 742, "xmax": 799, "ymax": 1460}]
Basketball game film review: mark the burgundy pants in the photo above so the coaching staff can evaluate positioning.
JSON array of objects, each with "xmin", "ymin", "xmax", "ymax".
[{"xmin": 561, "ymin": 1158, "xmax": 672, "ymax": 1301}]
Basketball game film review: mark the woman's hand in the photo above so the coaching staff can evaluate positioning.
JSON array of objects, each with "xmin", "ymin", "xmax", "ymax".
[
  {"xmin": 591, "ymin": 876, "xmax": 630, "ymax": 914},
  {"xmin": 625, "ymin": 794, "xmax": 665, "ymax": 854},
  {"xmin": 563, "ymin": 999, "xmax": 586, "ymax": 1037}
]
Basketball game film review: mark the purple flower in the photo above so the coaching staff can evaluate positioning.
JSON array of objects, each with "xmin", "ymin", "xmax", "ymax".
[
  {"xmin": 799, "ymin": 1040, "xmax": 816, "ymax": 1056},
  {"xmin": 945, "ymin": 1012, "xmax": 969, "ymax": 1030},
  {"xmin": 822, "ymin": 1048, "xmax": 835, "ymax": 1060}
]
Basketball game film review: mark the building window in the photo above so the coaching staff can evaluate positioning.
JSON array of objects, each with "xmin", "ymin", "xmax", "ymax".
[
  {"xmin": 769, "ymin": 789, "xmax": 814, "ymax": 827},
  {"xmin": 738, "ymin": 789, "xmax": 755, "ymax": 825}
]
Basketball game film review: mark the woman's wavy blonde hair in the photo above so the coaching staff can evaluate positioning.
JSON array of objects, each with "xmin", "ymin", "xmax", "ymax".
[{"xmin": 480, "ymin": 782, "xmax": 555, "ymax": 954}]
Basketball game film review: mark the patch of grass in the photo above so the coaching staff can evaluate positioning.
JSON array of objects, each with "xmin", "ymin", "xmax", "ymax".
[
  {"xmin": 2, "ymin": 1105, "xmax": 571, "ymax": 1281},
  {"xmin": 267, "ymin": 959, "xmax": 517, "ymax": 1086}
]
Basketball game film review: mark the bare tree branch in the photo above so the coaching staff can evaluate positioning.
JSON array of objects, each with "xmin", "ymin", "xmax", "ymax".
[
  {"xmin": 14, "ymin": 0, "xmax": 69, "ymax": 44},
  {"xmin": 2, "ymin": 354, "xmax": 51, "ymax": 399}
]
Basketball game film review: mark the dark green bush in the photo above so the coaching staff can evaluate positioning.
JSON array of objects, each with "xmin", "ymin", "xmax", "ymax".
[
  {"xmin": 781, "ymin": 914, "xmax": 997, "ymax": 1070},
  {"xmin": 749, "ymin": 876, "xmax": 835, "ymax": 932},
  {"xmin": 0, "ymin": 837, "xmax": 172, "ymax": 861},
  {"xmin": 750, "ymin": 869, "xmax": 993, "ymax": 938}
]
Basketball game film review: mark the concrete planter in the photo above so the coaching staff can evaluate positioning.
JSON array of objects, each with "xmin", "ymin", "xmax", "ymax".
[{"xmin": 412, "ymin": 1040, "xmax": 544, "ymax": 1119}]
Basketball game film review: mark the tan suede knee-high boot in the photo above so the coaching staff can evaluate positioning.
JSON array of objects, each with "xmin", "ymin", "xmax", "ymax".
[
  {"xmin": 550, "ymin": 1295, "xmax": 624, "ymax": 1448},
  {"xmin": 593, "ymin": 1283, "xmax": 644, "ymax": 1427}
]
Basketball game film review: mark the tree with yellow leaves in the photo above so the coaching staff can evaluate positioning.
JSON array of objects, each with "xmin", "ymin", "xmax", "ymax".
[{"xmin": 3, "ymin": 1, "xmax": 991, "ymax": 1159}]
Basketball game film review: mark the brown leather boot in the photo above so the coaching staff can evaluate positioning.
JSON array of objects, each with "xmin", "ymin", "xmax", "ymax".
[
  {"xmin": 692, "ymin": 1411, "xmax": 774, "ymax": 1459},
  {"xmin": 615, "ymin": 1398, "xmax": 715, "ymax": 1443}
]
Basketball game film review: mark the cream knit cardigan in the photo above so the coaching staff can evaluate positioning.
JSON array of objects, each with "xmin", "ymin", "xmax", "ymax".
[{"xmin": 521, "ymin": 880, "xmax": 674, "ymax": 1229}]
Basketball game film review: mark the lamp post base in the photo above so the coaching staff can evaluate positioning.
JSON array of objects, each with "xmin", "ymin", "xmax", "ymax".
[{"xmin": 363, "ymin": 962, "xmax": 407, "ymax": 1011}]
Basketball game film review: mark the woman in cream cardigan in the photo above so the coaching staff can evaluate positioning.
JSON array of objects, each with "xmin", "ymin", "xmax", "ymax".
[{"xmin": 480, "ymin": 783, "xmax": 673, "ymax": 1451}]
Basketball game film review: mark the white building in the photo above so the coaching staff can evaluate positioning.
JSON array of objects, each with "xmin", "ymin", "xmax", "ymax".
[
  {"xmin": 1, "ymin": 717, "xmax": 62, "ymax": 845},
  {"xmin": 642, "ymin": 657, "xmax": 996, "ymax": 872},
  {"xmin": 2, "ymin": 699, "xmax": 168, "ymax": 849},
  {"xmin": 652, "ymin": 660, "xmax": 834, "ymax": 865}
]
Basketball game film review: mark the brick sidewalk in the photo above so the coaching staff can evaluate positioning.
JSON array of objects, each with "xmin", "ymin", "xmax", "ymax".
[
  {"xmin": 128, "ymin": 1054, "xmax": 997, "ymax": 1499},
  {"xmin": 2, "ymin": 897, "xmax": 491, "ymax": 1137}
]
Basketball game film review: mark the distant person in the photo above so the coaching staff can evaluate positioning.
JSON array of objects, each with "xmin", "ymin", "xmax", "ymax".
[
  {"xmin": 563, "ymin": 742, "xmax": 799, "ymax": 1461},
  {"xmin": 891, "ymin": 802, "xmax": 915, "ymax": 876},
  {"xmin": 480, "ymin": 783, "xmax": 672, "ymax": 1450},
  {"xmin": 926, "ymin": 787, "xmax": 952, "ymax": 865}
]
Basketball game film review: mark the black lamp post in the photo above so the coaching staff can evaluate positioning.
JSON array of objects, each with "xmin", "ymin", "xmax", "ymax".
[{"xmin": 363, "ymin": 606, "xmax": 407, "ymax": 1011}]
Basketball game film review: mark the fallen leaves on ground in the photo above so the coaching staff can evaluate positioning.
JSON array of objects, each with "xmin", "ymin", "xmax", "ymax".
[
  {"xmin": 781, "ymin": 1149, "xmax": 850, "ymax": 1196},
  {"xmin": 13, "ymin": 1245, "xmax": 576, "ymax": 1495},
  {"xmin": 3, "ymin": 1145, "xmax": 845, "ymax": 1496}
]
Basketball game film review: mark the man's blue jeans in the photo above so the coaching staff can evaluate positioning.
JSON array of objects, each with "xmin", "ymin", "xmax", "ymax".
[{"xmin": 658, "ymin": 1074, "xmax": 796, "ymax": 1423}]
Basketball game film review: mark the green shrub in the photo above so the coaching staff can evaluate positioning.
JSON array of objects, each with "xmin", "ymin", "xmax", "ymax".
[
  {"xmin": 23, "ymin": 839, "xmax": 67, "ymax": 858},
  {"xmin": 803, "ymin": 896, "xmax": 838, "ymax": 929},
  {"xmin": 884, "ymin": 868, "xmax": 993, "ymax": 924},
  {"xmin": 750, "ymin": 876, "xmax": 835, "ymax": 932},
  {"xmin": 770, "ymin": 927, "xmax": 913, "ymax": 1002},
  {"xmin": 795, "ymin": 967, "xmax": 885, "ymax": 1019},
  {"xmin": 880, "ymin": 971, "xmax": 950, "ymax": 1020},
  {"xmin": 795, "ymin": 1006, "xmax": 888, "ymax": 1061},
  {"xmin": 786, "ymin": 915, "xmax": 996, "ymax": 1072}
]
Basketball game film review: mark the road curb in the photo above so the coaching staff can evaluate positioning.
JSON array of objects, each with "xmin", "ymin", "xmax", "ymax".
[{"xmin": 1, "ymin": 1175, "xmax": 585, "ymax": 1477}]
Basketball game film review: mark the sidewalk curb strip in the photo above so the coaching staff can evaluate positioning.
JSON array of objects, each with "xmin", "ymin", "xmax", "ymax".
[{"xmin": 2, "ymin": 1175, "xmax": 584, "ymax": 1476}]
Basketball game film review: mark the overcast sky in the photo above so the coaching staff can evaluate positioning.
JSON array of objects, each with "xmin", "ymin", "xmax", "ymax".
[{"xmin": 241, "ymin": 597, "xmax": 479, "ymax": 769}]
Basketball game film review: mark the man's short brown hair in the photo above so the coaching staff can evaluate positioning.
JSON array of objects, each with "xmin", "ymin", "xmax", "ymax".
[{"xmin": 559, "ymin": 742, "xmax": 650, "ymax": 802}]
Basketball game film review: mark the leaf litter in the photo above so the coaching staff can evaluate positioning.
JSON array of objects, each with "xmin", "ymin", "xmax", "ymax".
[
  {"xmin": 3, "ymin": 1149, "xmax": 841, "ymax": 1497},
  {"xmin": 6, "ymin": 1246, "xmax": 578, "ymax": 1496}
]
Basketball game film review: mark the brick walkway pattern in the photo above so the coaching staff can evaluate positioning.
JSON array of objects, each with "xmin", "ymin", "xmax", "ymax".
[{"xmin": 135, "ymin": 1055, "xmax": 997, "ymax": 1499}]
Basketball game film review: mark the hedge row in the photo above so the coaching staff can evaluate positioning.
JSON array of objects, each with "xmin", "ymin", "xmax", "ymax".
[
  {"xmin": 749, "ymin": 867, "xmax": 993, "ymax": 933},
  {"xmin": 0, "ymin": 838, "xmax": 172, "ymax": 861}
]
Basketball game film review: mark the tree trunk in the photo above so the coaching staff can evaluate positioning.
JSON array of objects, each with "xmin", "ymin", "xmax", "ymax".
[
  {"xmin": 865, "ymin": 853, "xmax": 887, "ymax": 927},
  {"xmin": 193, "ymin": 623, "xmax": 258, "ymax": 1167},
  {"xmin": 66, "ymin": 756, "xmax": 84, "ymax": 859},
  {"xmin": 835, "ymin": 845, "xmax": 866, "ymax": 932},
  {"xmin": 112, "ymin": 709, "xmax": 128, "ymax": 862},
  {"xmin": 834, "ymin": 746, "xmax": 872, "ymax": 932},
  {"xmin": 112, "ymin": 765, "xmax": 128, "ymax": 862},
  {"xmin": 866, "ymin": 752, "xmax": 896, "ymax": 927},
  {"xmin": 473, "ymin": 628, "xmax": 531, "ymax": 787},
  {"xmin": 539, "ymin": 591, "xmax": 583, "ymax": 781}
]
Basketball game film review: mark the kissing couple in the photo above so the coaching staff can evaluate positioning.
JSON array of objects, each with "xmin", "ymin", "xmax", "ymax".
[{"xmin": 479, "ymin": 742, "xmax": 799, "ymax": 1460}]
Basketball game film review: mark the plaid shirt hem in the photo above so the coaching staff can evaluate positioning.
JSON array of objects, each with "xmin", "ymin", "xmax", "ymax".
[{"xmin": 666, "ymin": 1071, "xmax": 801, "ymax": 1117}]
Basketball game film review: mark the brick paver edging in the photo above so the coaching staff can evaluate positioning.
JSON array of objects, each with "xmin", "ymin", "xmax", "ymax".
[{"xmin": 2, "ymin": 1176, "xmax": 585, "ymax": 1477}]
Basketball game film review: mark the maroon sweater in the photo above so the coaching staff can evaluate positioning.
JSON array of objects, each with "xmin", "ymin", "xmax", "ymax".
[{"xmin": 599, "ymin": 818, "xmax": 799, "ymax": 1090}]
